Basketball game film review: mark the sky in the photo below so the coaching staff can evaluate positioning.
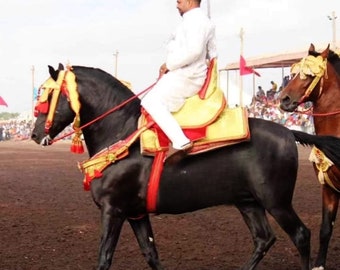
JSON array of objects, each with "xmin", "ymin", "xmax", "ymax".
[{"xmin": 0, "ymin": 0, "xmax": 339, "ymax": 115}]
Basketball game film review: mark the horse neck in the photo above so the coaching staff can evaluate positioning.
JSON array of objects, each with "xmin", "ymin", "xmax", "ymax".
[
  {"xmin": 75, "ymin": 69, "xmax": 141, "ymax": 156},
  {"xmin": 82, "ymin": 101, "xmax": 141, "ymax": 156},
  {"xmin": 312, "ymin": 67, "xmax": 340, "ymax": 136}
]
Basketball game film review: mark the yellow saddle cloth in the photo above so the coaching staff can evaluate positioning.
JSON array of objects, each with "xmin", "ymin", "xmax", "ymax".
[
  {"xmin": 140, "ymin": 106, "xmax": 250, "ymax": 156},
  {"xmin": 139, "ymin": 59, "xmax": 250, "ymax": 156}
]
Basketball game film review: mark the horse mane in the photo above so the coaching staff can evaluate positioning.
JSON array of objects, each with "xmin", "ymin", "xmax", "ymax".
[
  {"xmin": 72, "ymin": 65, "xmax": 141, "ymax": 118},
  {"xmin": 309, "ymin": 48, "xmax": 340, "ymax": 75}
]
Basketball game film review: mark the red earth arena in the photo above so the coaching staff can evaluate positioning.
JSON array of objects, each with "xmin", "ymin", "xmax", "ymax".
[{"xmin": 1, "ymin": 140, "xmax": 340, "ymax": 270}]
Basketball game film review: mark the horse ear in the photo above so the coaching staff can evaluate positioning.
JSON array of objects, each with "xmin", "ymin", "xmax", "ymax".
[
  {"xmin": 308, "ymin": 43, "xmax": 315, "ymax": 52},
  {"xmin": 58, "ymin": 63, "xmax": 64, "ymax": 71},
  {"xmin": 48, "ymin": 65, "xmax": 59, "ymax": 81},
  {"xmin": 320, "ymin": 44, "xmax": 330, "ymax": 59}
]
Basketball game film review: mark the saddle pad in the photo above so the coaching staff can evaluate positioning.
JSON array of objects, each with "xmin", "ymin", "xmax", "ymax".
[{"xmin": 140, "ymin": 106, "xmax": 250, "ymax": 155}]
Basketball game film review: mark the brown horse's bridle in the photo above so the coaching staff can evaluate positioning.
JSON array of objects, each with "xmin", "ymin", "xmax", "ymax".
[
  {"xmin": 290, "ymin": 55, "xmax": 328, "ymax": 104},
  {"xmin": 290, "ymin": 55, "xmax": 340, "ymax": 116}
]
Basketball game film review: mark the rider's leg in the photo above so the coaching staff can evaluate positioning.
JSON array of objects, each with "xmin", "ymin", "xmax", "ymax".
[
  {"xmin": 140, "ymin": 72, "xmax": 203, "ymax": 150},
  {"xmin": 141, "ymin": 95, "xmax": 190, "ymax": 149}
]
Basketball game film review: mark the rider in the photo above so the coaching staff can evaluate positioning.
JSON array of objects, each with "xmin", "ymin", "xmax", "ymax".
[{"xmin": 141, "ymin": 0, "xmax": 217, "ymax": 159}]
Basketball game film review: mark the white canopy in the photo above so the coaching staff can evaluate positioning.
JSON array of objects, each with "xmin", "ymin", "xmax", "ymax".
[
  {"xmin": 221, "ymin": 50, "xmax": 307, "ymax": 71},
  {"xmin": 221, "ymin": 43, "xmax": 338, "ymax": 71}
]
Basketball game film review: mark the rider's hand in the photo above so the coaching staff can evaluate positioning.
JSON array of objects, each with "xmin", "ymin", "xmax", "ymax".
[{"xmin": 159, "ymin": 63, "xmax": 169, "ymax": 77}]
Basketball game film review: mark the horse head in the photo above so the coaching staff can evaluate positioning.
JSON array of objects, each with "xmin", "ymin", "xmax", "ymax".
[
  {"xmin": 31, "ymin": 64, "xmax": 76, "ymax": 146},
  {"xmin": 279, "ymin": 44, "xmax": 330, "ymax": 112},
  {"xmin": 31, "ymin": 64, "xmax": 141, "ymax": 156}
]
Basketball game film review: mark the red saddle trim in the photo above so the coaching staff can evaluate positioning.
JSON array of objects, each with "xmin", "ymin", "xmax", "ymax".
[
  {"xmin": 198, "ymin": 58, "xmax": 216, "ymax": 99},
  {"xmin": 146, "ymin": 151, "xmax": 166, "ymax": 213}
]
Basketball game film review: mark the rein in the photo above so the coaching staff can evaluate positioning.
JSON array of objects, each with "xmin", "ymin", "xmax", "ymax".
[
  {"xmin": 295, "ymin": 108, "xmax": 340, "ymax": 117},
  {"xmin": 51, "ymin": 78, "xmax": 159, "ymax": 143}
]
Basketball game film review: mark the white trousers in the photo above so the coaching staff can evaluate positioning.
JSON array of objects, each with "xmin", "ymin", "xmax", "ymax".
[{"xmin": 141, "ymin": 72, "xmax": 204, "ymax": 149}]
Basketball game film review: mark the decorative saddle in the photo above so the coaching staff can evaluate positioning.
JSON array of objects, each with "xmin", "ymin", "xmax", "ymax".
[{"xmin": 139, "ymin": 58, "xmax": 250, "ymax": 156}]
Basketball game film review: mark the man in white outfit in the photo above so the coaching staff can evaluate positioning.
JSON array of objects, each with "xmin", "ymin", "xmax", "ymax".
[{"xmin": 141, "ymin": 0, "xmax": 217, "ymax": 158}]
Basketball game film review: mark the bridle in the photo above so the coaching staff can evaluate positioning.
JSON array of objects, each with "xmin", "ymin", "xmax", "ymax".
[
  {"xmin": 290, "ymin": 55, "xmax": 328, "ymax": 104},
  {"xmin": 290, "ymin": 55, "xmax": 340, "ymax": 117},
  {"xmin": 34, "ymin": 67, "xmax": 81, "ymax": 142}
]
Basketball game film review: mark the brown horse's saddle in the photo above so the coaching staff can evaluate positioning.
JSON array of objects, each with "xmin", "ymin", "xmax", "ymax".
[{"xmin": 139, "ymin": 59, "xmax": 250, "ymax": 156}]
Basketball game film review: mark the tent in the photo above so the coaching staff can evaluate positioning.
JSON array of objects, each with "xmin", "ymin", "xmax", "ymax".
[
  {"xmin": 218, "ymin": 48, "xmax": 314, "ymax": 106},
  {"xmin": 221, "ymin": 43, "xmax": 339, "ymax": 71},
  {"xmin": 220, "ymin": 50, "xmax": 308, "ymax": 71}
]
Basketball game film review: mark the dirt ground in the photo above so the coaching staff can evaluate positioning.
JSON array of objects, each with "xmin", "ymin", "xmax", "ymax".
[{"xmin": 1, "ymin": 140, "xmax": 340, "ymax": 270}]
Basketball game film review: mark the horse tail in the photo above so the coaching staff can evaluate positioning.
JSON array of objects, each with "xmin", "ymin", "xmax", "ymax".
[{"xmin": 292, "ymin": 130, "xmax": 340, "ymax": 167}]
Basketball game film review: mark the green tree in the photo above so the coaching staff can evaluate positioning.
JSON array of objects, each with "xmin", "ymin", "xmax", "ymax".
[{"xmin": 0, "ymin": 112, "xmax": 20, "ymax": 120}]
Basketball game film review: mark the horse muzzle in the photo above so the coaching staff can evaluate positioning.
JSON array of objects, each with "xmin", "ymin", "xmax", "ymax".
[
  {"xmin": 279, "ymin": 95, "xmax": 299, "ymax": 112},
  {"xmin": 40, "ymin": 135, "xmax": 53, "ymax": 146},
  {"xmin": 31, "ymin": 132, "xmax": 53, "ymax": 146}
]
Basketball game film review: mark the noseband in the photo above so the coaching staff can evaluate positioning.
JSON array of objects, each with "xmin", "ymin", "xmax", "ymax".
[{"xmin": 290, "ymin": 55, "xmax": 328, "ymax": 103}]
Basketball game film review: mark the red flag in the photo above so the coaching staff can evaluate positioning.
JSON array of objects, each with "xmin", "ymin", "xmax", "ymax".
[
  {"xmin": 0, "ymin": 96, "xmax": 8, "ymax": 107},
  {"xmin": 240, "ymin": 55, "xmax": 260, "ymax": 77}
]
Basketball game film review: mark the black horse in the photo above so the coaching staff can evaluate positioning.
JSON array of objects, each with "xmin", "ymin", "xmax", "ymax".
[{"xmin": 31, "ymin": 64, "xmax": 340, "ymax": 270}]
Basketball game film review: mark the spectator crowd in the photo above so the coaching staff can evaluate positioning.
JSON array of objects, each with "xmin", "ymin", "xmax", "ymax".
[
  {"xmin": 0, "ymin": 120, "xmax": 74, "ymax": 142},
  {"xmin": 248, "ymin": 78, "xmax": 315, "ymax": 134}
]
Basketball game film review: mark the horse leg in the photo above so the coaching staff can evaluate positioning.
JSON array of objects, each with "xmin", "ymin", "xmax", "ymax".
[
  {"xmin": 97, "ymin": 205, "xmax": 125, "ymax": 270},
  {"xmin": 269, "ymin": 205, "xmax": 311, "ymax": 270},
  {"xmin": 313, "ymin": 185, "xmax": 339, "ymax": 270},
  {"xmin": 128, "ymin": 215, "xmax": 164, "ymax": 270},
  {"xmin": 236, "ymin": 202, "xmax": 276, "ymax": 270}
]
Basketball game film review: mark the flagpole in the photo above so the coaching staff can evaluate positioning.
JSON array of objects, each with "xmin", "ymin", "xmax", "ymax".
[
  {"xmin": 31, "ymin": 65, "xmax": 35, "ymax": 120},
  {"xmin": 239, "ymin": 27, "xmax": 244, "ymax": 107}
]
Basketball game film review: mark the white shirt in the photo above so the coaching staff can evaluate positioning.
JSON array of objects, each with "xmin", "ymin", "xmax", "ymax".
[
  {"xmin": 141, "ymin": 7, "xmax": 217, "ymax": 113},
  {"xmin": 165, "ymin": 8, "xmax": 217, "ymax": 80}
]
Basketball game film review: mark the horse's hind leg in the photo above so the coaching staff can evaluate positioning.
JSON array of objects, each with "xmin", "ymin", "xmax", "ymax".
[
  {"xmin": 313, "ymin": 185, "xmax": 339, "ymax": 270},
  {"xmin": 128, "ymin": 215, "xmax": 164, "ymax": 270},
  {"xmin": 236, "ymin": 202, "xmax": 276, "ymax": 270},
  {"xmin": 269, "ymin": 205, "xmax": 311, "ymax": 270}
]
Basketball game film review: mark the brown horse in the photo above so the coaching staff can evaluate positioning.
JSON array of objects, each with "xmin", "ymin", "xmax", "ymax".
[{"xmin": 280, "ymin": 44, "xmax": 340, "ymax": 270}]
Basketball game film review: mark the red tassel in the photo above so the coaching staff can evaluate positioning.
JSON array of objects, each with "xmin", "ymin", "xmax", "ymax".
[
  {"xmin": 70, "ymin": 133, "xmax": 84, "ymax": 154},
  {"xmin": 93, "ymin": 169, "xmax": 103, "ymax": 178},
  {"xmin": 83, "ymin": 175, "xmax": 91, "ymax": 191},
  {"xmin": 74, "ymin": 142, "xmax": 84, "ymax": 154}
]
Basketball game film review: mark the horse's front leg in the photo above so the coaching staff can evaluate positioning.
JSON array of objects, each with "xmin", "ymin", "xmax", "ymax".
[
  {"xmin": 97, "ymin": 204, "xmax": 125, "ymax": 270},
  {"xmin": 128, "ymin": 215, "xmax": 164, "ymax": 270},
  {"xmin": 313, "ymin": 184, "xmax": 339, "ymax": 270}
]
